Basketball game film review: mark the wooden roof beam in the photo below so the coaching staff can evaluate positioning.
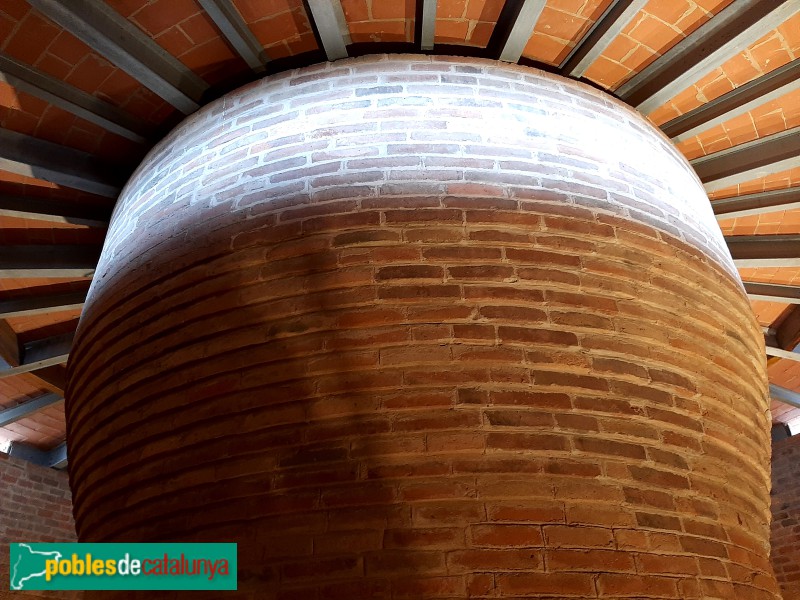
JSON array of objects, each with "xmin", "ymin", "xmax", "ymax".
[
  {"xmin": 712, "ymin": 186, "xmax": 800, "ymax": 220},
  {"xmin": 0, "ymin": 290, "xmax": 88, "ymax": 319},
  {"xmin": 28, "ymin": 0, "xmax": 208, "ymax": 114},
  {"xmin": 744, "ymin": 281, "xmax": 800, "ymax": 305},
  {"xmin": 487, "ymin": 0, "xmax": 547, "ymax": 64},
  {"xmin": 0, "ymin": 194, "xmax": 111, "ymax": 228},
  {"xmin": 559, "ymin": 0, "xmax": 649, "ymax": 77},
  {"xmin": 691, "ymin": 127, "xmax": 800, "ymax": 193},
  {"xmin": 305, "ymin": 0, "xmax": 349, "ymax": 61},
  {"xmin": 0, "ymin": 128, "xmax": 123, "ymax": 197},
  {"xmin": 661, "ymin": 57, "xmax": 800, "ymax": 143},
  {"xmin": 725, "ymin": 235, "xmax": 800, "ymax": 268},
  {"xmin": 0, "ymin": 52, "xmax": 152, "ymax": 144},
  {"xmin": 0, "ymin": 332, "xmax": 73, "ymax": 379},
  {"xmin": 0, "ymin": 245, "xmax": 100, "ymax": 278},
  {"xmin": 619, "ymin": 0, "xmax": 797, "ymax": 114},
  {"xmin": 197, "ymin": 0, "xmax": 268, "ymax": 73}
]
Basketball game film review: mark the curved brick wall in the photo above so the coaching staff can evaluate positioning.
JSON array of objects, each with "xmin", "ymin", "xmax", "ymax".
[{"xmin": 66, "ymin": 56, "xmax": 779, "ymax": 599}]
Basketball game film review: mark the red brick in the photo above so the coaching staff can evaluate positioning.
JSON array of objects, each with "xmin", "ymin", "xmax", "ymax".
[
  {"xmin": 66, "ymin": 56, "xmax": 777, "ymax": 600},
  {"xmin": 497, "ymin": 572, "xmax": 595, "ymax": 596}
]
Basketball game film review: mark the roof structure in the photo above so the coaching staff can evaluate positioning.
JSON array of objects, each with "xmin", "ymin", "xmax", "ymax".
[{"xmin": 1, "ymin": 0, "xmax": 799, "ymax": 467}]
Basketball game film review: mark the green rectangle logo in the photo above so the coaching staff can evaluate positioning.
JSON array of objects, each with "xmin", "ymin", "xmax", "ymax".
[{"xmin": 9, "ymin": 543, "xmax": 237, "ymax": 590}]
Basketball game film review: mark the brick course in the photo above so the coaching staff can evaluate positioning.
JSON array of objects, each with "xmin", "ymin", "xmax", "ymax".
[{"xmin": 67, "ymin": 55, "xmax": 779, "ymax": 598}]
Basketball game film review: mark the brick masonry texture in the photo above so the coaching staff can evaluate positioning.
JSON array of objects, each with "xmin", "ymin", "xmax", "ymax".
[
  {"xmin": 0, "ymin": 453, "xmax": 80, "ymax": 600},
  {"xmin": 771, "ymin": 434, "xmax": 800, "ymax": 599},
  {"xmin": 66, "ymin": 55, "xmax": 779, "ymax": 599}
]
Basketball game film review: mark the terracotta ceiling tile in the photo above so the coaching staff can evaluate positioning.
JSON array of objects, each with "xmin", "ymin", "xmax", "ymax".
[
  {"xmin": 693, "ymin": 0, "xmax": 734, "ymax": 13},
  {"xmin": 675, "ymin": 136, "xmax": 703, "ymax": 160},
  {"xmin": 180, "ymin": 10, "xmax": 221, "ymax": 43},
  {"xmin": 130, "ymin": 0, "xmax": 202, "ymax": 36},
  {"xmin": 154, "ymin": 25, "xmax": 195, "ymax": 57},
  {"xmin": 181, "ymin": 38, "xmax": 240, "ymax": 75},
  {"xmin": 647, "ymin": 104, "xmax": 679, "ymax": 126},
  {"xmin": 33, "ymin": 53, "xmax": 72, "ymax": 80},
  {"xmin": 0, "ymin": 0, "xmax": 29, "ymax": 21},
  {"xmin": 722, "ymin": 112, "xmax": 758, "ymax": 139},
  {"xmin": 251, "ymin": 11, "xmax": 305, "ymax": 47},
  {"xmin": 3, "ymin": 13, "xmax": 60, "ymax": 65},
  {"xmin": 0, "ymin": 81, "xmax": 27, "ymax": 110},
  {"xmin": 751, "ymin": 300, "xmax": 787, "ymax": 328},
  {"xmin": 340, "ymin": 0, "xmax": 369, "ymax": 22},
  {"xmin": 470, "ymin": 21, "xmax": 495, "ymax": 46},
  {"xmin": 523, "ymin": 33, "xmax": 568, "ymax": 65},
  {"xmin": 437, "ymin": 0, "xmax": 467, "ymax": 20},
  {"xmin": 372, "ymin": 0, "xmax": 412, "ymax": 20},
  {"xmin": 583, "ymin": 55, "xmax": 632, "ymax": 89},
  {"xmin": 697, "ymin": 71, "xmax": 735, "ymax": 101},
  {"xmin": 600, "ymin": 34, "xmax": 638, "ymax": 63},
  {"xmin": 644, "ymin": 0, "xmax": 693, "ymax": 25},
  {"xmin": 351, "ymin": 20, "xmax": 410, "ymax": 43},
  {"xmin": 721, "ymin": 53, "xmax": 762, "ymax": 87},
  {"xmin": 63, "ymin": 53, "xmax": 116, "ymax": 96},
  {"xmin": 748, "ymin": 34, "xmax": 793, "ymax": 72},
  {"xmin": 523, "ymin": 0, "xmax": 610, "ymax": 66},
  {"xmin": 620, "ymin": 43, "xmax": 657, "ymax": 71},
  {"xmin": 47, "ymin": 31, "xmax": 89, "ymax": 65},
  {"xmin": 287, "ymin": 33, "xmax": 318, "ymax": 55},
  {"xmin": 0, "ymin": 15, "xmax": 14, "ymax": 45},
  {"xmin": 776, "ymin": 11, "xmax": 800, "ymax": 50},
  {"xmin": 535, "ymin": 6, "xmax": 582, "ymax": 41},
  {"xmin": 628, "ymin": 13, "xmax": 683, "ymax": 52},
  {"xmin": 435, "ymin": 19, "xmax": 470, "ymax": 43},
  {"xmin": 465, "ymin": 0, "xmax": 503, "ymax": 22}
]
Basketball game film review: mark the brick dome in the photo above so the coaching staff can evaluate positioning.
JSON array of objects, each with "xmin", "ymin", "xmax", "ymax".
[{"xmin": 66, "ymin": 56, "xmax": 779, "ymax": 599}]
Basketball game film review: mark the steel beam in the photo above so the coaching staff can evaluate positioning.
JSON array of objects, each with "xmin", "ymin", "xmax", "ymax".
[
  {"xmin": 725, "ymin": 235, "xmax": 800, "ymax": 268},
  {"xmin": 0, "ymin": 53, "xmax": 152, "ymax": 144},
  {"xmin": 771, "ymin": 383, "xmax": 800, "ymax": 409},
  {"xmin": 0, "ymin": 332, "xmax": 73, "ymax": 378},
  {"xmin": 559, "ymin": 0, "xmax": 649, "ymax": 77},
  {"xmin": 491, "ymin": 0, "xmax": 547, "ymax": 64},
  {"xmin": 766, "ymin": 345, "xmax": 800, "ymax": 362},
  {"xmin": 616, "ymin": 0, "xmax": 792, "ymax": 114},
  {"xmin": 417, "ymin": 0, "xmax": 437, "ymax": 51},
  {"xmin": 744, "ymin": 281, "xmax": 800, "ymax": 304},
  {"xmin": 33, "ymin": 365, "xmax": 68, "ymax": 395},
  {"xmin": 0, "ymin": 320, "xmax": 19, "ymax": 367},
  {"xmin": 0, "ymin": 393, "xmax": 63, "ymax": 427},
  {"xmin": 8, "ymin": 441, "xmax": 68, "ymax": 469},
  {"xmin": 0, "ymin": 245, "xmax": 100, "ymax": 278},
  {"xmin": 772, "ymin": 422, "xmax": 792, "ymax": 442},
  {"xmin": 0, "ymin": 129, "xmax": 123, "ymax": 197},
  {"xmin": 0, "ymin": 194, "xmax": 111, "ymax": 228},
  {"xmin": 619, "ymin": 1, "xmax": 796, "ymax": 114},
  {"xmin": 27, "ymin": 0, "xmax": 208, "ymax": 114},
  {"xmin": 0, "ymin": 290, "xmax": 87, "ymax": 319},
  {"xmin": 712, "ymin": 187, "xmax": 800, "ymax": 220},
  {"xmin": 305, "ymin": 0, "xmax": 349, "ymax": 61},
  {"xmin": 691, "ymin": 128, "xmax": 800, "ymax": 193},
  {"xmin": 197, "ymin": 0, "xmax": 268, "ymax": 72},
  {"xmin": 662, "ymin": 58, "xmax": 800, "ymax": 143},
  {"xmin": 774, "ymin": 305, "xmax": 800, "ymax": 351}
]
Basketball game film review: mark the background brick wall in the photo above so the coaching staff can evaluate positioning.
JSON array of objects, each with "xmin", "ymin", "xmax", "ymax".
[
  {"xmin": 0, "ymin": 453, "xmax": 79, "ymax": 600},
  {"xmin": 771, "ymin": 434, "xmax": 800, "ymax": 598},
  {"xmin": 66, "ymin": 56, "xmax": 779, "ymax": 598}
]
